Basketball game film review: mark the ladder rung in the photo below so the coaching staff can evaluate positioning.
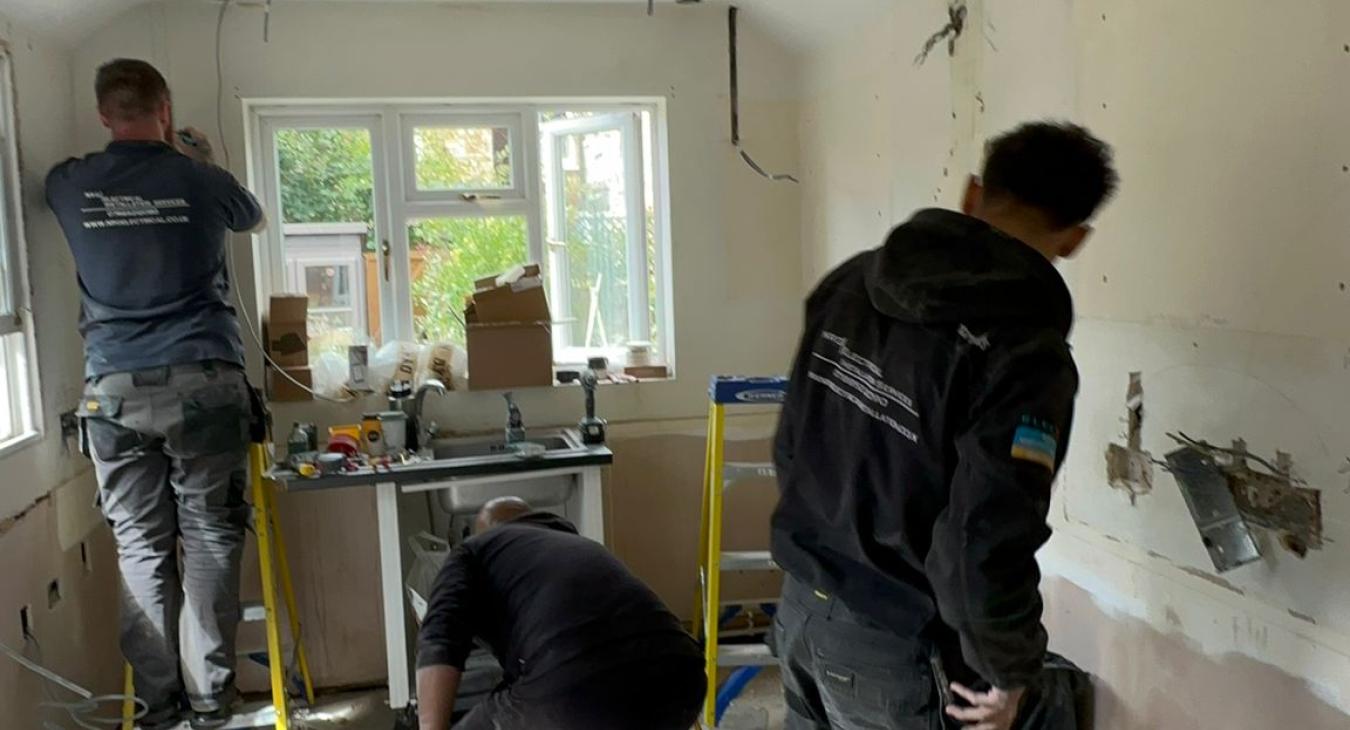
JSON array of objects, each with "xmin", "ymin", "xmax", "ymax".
[
  {"xmin": 720, "ymin": 550, "xmax": 778, "ymax": 572},
  {"xmin": 717, "ymin": 644, "xmax": 776, "ymax": 667},
  {"xmin": 241, "ymin": 600, "xmax": 267, "ymax": 623},
  {"xmin": 219, "ymin": 702, "xmax": 278, "ymax": 729},
  {"xmin": 720, "ymin": 597, "xmax": 781, "ymax": 607},
  {"xmin": 723, "ymin": 462, "xmax": 776, "ymax": 485}
]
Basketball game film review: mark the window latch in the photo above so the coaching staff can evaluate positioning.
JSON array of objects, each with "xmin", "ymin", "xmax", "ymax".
[
  {"xmin": 381, "ymin": 239, "xmax": 392, "ymax": 282},
  {"xmin": 459, "ymin": 193, "xmax": 502, "ymax": 203}
]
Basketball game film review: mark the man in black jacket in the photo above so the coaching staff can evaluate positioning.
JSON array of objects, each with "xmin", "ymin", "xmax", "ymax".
[
  {"xmin": 416, "ymin": 497, "xmax": 705, "ymax": 730},
  {"xmin": 771, "ymin": 122, "xmax": 1117, "ymax": 730}
]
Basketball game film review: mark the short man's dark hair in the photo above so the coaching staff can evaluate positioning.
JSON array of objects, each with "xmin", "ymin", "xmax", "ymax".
[
  {"xmin": 95, "ymin": 59, "xmax": 170, "ymax": 122},
  {"xmin": 981, "ymin": 121, "xmax": 1118, "ymax": 229}
]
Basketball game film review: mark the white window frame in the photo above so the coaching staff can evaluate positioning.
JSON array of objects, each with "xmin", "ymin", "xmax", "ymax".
[
  {"xmin": 0, "ymin": 46, "xmax": 42, "ymax": 453},
  {"xmin": 284, "ymin": 240, "xmax": 368, "ymax": 337},
  {"xmin": 253, "ymin": 114, "xmax": 396, "ymax": 341},
  {"xmin": 245, "ymin": 99, "xmax": 673, "ymax": 371},
  {"xmin": 541, "ymin": 112, "xmax": 649, "ymax": 365},
  {"xmin": 401, "ymin": 112, "xmax": 527, "ymax": 202}
]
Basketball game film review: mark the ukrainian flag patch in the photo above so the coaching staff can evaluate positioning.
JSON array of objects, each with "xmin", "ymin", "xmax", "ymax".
[{"xmin": 1011, "ymin": 423, "xmax": 1058, "ymax": 470}]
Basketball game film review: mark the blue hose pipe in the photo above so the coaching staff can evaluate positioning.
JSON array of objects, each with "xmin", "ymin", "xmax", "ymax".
[{"xmin": 715, "ymin": 666, "xmax": 763, "ymax": 725}]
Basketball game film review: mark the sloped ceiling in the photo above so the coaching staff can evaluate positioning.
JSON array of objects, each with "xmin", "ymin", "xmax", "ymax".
[{"xmin": 0, "ymin": 0, "xmax": 890, "ymax": 50}]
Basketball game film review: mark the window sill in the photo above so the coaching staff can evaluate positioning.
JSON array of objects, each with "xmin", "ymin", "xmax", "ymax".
[{"xmin": 0, "ymin": 430, "xmax": 41, "ymax": 460}]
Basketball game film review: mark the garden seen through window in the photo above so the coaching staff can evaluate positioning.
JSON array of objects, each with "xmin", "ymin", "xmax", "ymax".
[{"xmin": 258, "ymin": 103, "xmax": 669, "ymax": 372}]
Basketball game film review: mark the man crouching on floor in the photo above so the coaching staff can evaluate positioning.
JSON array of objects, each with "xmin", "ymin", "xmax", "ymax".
[{"xmin": 416, "ymin": 497, "xmax": 706, "ymax": 730}]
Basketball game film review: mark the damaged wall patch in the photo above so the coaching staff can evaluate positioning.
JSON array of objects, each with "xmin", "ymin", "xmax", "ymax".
[
  {"xmin": 1105, "ymin": 371, "xmax": 1154, "ymax": 504},
  {"xmin": 915, "ymin": 1, "xmax": 967, "ymax": 66},
  {"xmin": 1170, "ymin": 434, "xmax": 1323, "ymax": 560}
]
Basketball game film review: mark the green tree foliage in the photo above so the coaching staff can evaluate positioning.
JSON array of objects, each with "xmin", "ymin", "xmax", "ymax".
[
  {"xmin": 409, "ymin": 216, "xmax": 527, "ymax": 344},
  {"xmin": 276, "ymin": 129, "xmax": 376, "ymax": 241},
  {"xmin": 274, "ymin": 120, "xmax": 660, "ymax": 352},
  {"xmin": 277, "ymin": 126, "xmax": 525, "ymax": 344}
]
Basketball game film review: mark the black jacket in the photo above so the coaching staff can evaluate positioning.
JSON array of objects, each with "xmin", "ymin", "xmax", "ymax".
[
  {"xmin": 771, "ymin": 209, "xmax": 1079, "ymax": 689},
  {"xmin": 417, "ymin": 513, "xmax": 694, "ymax": 692}
]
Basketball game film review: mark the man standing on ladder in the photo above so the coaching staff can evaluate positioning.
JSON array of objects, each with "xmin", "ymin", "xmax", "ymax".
[
  {"xmin": 770, "ymin": 122, "xmax": 1117, "ymax": 730},
  {"xmin": 46, "ymin": 59, "xmax": 266, "ymax": 730}
]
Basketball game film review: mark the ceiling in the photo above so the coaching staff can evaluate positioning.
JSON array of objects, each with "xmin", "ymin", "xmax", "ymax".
[{"xmin": 1, "ymin": 0, "xmax": 890, "ymax": 50}]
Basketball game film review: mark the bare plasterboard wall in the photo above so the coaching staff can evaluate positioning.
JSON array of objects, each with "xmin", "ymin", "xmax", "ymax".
[
  {"xmin": 72, "ymin": 0, "xmax": 804, "ymax": 434},
  {"xmin": 0, "ymin": 11, "xmax": 121, "ymax": 725},
  {"xmin": 798, "ymin": 0, "xmax": 1350, "ymax": 726},
  {"xmin": 0, "ymin": 13, "xmax": 91, "ymax": 522},
  {"xmin": 66, "ymin": 0, "xmax": 803, "ymax": 688}
]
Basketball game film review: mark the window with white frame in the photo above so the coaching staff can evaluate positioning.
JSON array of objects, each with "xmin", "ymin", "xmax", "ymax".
[
  {"xmin": 251, "ymin": 102, "xmax": 671, "ymax": 372},
  {"xmin": 0, "ymin": 48, "xmax": 38, "ymax": 448}
]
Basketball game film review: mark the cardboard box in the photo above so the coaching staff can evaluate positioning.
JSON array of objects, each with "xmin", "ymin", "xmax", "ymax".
[
  {"xmin": 267, "ymin": 366, "xmax": 313, "ymax": 402},
  {"xmin": 624, "ymin": 365, "xmax": 670, "ymax": 380},
  {"xmin": 265, "ymin": 294, "xmax": 310, "ymax": 368},
  {"xmin": 467, "ymin": 322, "xmax": 554, "ymax": 390},
  {"xmin": 466, "ymin": 264, "xmax": 553, "ymax": 390},
  {"xmin": 269, "ymin": 294, "xmax": 309, "ymax": 324},
  {"xmin": 469, "ymin": 264, "xmax": 549, "ymax": 324},
  {"xmin": 263, "ymin": 320, "xmax": 309, "ymax": 368}
]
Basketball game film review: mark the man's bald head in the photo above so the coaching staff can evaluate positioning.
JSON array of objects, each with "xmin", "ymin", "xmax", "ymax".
[{"xmin": 474, "ymin": 497, "xmax": 533, "ymax": 534}]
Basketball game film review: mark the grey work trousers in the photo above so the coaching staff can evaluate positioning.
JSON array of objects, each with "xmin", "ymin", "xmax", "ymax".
[
  {"xmin": 777, "ymin": 578, "xmax": 947, "ymax": 730},
  {"xmin": 80, "ymin": 362, "xmax": 250, "ymax": 723}
]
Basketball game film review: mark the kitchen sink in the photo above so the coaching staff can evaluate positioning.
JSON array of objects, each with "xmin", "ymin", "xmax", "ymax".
[
  {"xmin": 430, "ymin": 433, "xmax": 575, "ymax": 460},
  {"xmin": 420, "ymin": 429, "xmax": 596, "ymax": 514}
]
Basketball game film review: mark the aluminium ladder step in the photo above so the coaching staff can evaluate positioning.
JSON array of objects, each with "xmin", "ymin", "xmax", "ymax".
[
  {"xmin": 722, "ymin": 462, "xmax": 776, "ymax": 486},
  {"xmin": 241, "ymin": 600, "xmax": 267, "ymax": 623},
  {"xmin": 717, "ymin": 644, "xmax": 776, "ymax": 667},
  {"xmin": 719, "ymin": 550, "xmax": 778, "ymax": 572}
]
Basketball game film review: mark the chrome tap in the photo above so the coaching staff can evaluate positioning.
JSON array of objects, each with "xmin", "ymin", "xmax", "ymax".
[
  {"xmin": 504, "ymin": 392, "xmax": 526, "ymax": 444},
  {"xmin": 409, "ymin": 379, "xmax": 447, "ymax": 451}
]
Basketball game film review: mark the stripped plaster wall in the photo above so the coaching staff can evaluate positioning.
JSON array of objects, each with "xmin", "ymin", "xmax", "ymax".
[
  {"xmin": 799, "ymin": 0, "xmax": 1350, "ymax": 726},
  {"xmin": 0, "ymin": 11, "xmax": 123, "ymax": 727}
]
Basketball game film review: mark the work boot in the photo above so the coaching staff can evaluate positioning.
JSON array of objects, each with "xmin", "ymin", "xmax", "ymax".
[
  {"xmin": 189, "ymin": 708, "xmax": 231, "ymax": 729},
  {"xmin": 137, "ymin": 703, "xmax": 183, "ymax": 730}
]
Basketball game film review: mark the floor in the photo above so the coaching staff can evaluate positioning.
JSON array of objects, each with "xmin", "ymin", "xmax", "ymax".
[
  {"xmin": 719, "ymin": 668, "xmax": 789, "ymax": 730},
  {"xmin": 205, "ymin": 668, "xmax": 788, "ymax": 729}
]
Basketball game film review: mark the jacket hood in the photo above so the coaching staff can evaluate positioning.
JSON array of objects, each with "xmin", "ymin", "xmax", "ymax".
[{"xmin": 864, "ymin": 209, "xmax": 1074, "ymax": 336}]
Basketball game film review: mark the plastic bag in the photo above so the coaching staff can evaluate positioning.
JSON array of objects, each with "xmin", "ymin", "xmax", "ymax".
[
  {"xmin": 405, "ymin": 532, "xmax": 452, "ymax": 624},
  {"xmin": 421, "ymin": 341, "xmax": 469, "ymax": 392},
  {"xmin": 310, "ymin": 351, "xmax": 350, "ymax": 399}
]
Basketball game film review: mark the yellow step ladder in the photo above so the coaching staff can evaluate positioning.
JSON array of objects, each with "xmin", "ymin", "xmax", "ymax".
[
  {"xmin": 122, "ymin": 443, "xmax": 315, "ymax": 730},
  {"xmin": 694, "ymin": 377, "xmax": 787, "ymax": 728}
]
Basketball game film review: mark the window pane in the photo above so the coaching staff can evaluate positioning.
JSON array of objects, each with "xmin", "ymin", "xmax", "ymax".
[
  {"xmin": 276, "ymin": 128, "xmax": 375, "ymax": 234},
  {"xmin": 0, "ymin": 334, "xmax": 13, "ymax": 442},
  {"xmin": 305, "ymin": 264, "xmax": 352, "ymax": 309},
  {"xmin": 558, "ymin": 128, "xmax": 632, "ymax": 350},
  {"xmin": 0, "ymin": 146, "xmax": 11, "ymax": 316},
  {"xmin": 274, "ymin": 126, "xmax": 378, "ymax": 358},
  {"xmin": 414, "ymin": 126, "xmax": 512, "ymax": 191},
  {"xmin": 0, "ymin": 331, "xmax": 29, "ymax": 443},
  {"xmin": 409, "ymin": 216, "xmax": 529, "ymax": 344}
]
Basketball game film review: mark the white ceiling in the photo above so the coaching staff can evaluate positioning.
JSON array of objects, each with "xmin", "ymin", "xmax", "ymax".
[{"xmin": 1, "ymin": 0, "xmax": 890, "ymax": 50}]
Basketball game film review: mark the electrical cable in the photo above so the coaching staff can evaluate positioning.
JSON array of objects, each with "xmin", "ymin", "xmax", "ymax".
[
  {"xmin": 1, "ymin": 637, "xmax": 147, "ymax": 730},
  {"xmin": 727, "ymin": 7, "xmax": 797, "ymax": 184},
  {"xmin": 213, "ymin": 0, "xmax": 353, "ymax": 404}
]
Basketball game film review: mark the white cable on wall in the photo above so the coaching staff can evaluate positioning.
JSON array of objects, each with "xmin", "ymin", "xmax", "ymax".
[
  {"xmin": 1, "ymin": 638, "xmax": 147, "ymax": 730},
  {"xmin": 214, "ymin": 0, "xmax": 353, "ymax": 405}
]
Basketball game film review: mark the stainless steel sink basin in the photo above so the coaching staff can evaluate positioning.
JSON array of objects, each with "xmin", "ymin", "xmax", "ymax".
[
  {"xmin": 422, "ymin": 430, "xmax": 593, "ymax": 514},
  {"xmin": 431, "ymin": 434, "xmax": 573, "ymax": 460}
]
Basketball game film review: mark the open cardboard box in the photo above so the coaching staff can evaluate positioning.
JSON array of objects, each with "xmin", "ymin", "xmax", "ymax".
[
  {"xmin": 466, "ymin": 264, "xmax": 554, "ymax": 390},
  {"xmin": 263, "ymin": 294, "xmax": 310, "ymax": 368}
]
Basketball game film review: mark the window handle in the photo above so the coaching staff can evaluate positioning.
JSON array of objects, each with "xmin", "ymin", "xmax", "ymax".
[
  {"xmin": 381, "ymin": 239, "xmax": 392, "ymax": 282},
  {"xmin": 546, "ymin": 238, "xmax": 567, "ymax": 250},
  {"xmin": 460, "ymin": 193, "xmax": 502, "ymax": 202}
]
